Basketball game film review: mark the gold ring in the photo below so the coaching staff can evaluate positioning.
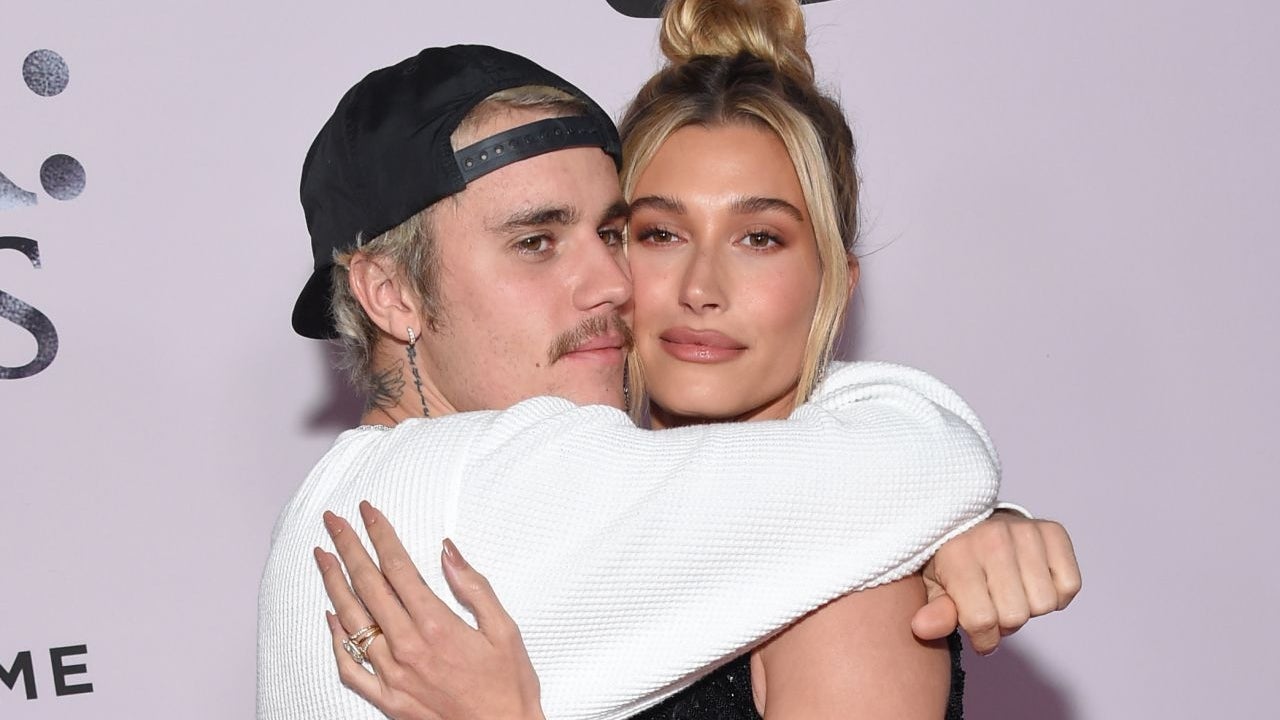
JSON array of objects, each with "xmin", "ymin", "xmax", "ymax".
[{"xmin": 341, "ymin": 623, "xmax": 382, "ymax": 664}]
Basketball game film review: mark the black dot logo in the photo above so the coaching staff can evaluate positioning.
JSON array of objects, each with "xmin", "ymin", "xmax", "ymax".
[
  {"xmin": 40, "ymin": 155, "xmax": 85, "ymax": 201},
  {"xmin": 22, "ymin": 49, "xmax": 70, "ymax": 97},
  {"xmin": 1, "ymin": 50, "xmax": 85, "ymax": 210}
]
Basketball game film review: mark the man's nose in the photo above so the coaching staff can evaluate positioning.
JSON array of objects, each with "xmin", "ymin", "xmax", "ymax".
[{"xmin": 572, "ymin": 234, "xmax": 632, "ymax": 312}]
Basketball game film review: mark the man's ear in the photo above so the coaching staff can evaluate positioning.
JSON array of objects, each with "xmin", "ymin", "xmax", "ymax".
[
  {"xmin": 347, "ymin": 252, "xmax": 418, "ymax": 342},
  {"xmin": 846, "ymin": 253, "xmax": 860, "ymax": 302}
]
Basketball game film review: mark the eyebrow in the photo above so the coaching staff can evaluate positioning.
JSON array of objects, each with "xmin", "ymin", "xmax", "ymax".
[
  {"xmin": 490, "ymin": 204, "xmax": 580, "ymax": 233},
  {"xmin": 629, "ymin": 194, "xmax": 805, "ymax": 223},
  {"xmin": 730, "ymin": 195, "xmax": 806, "ymax": 223},
  {"xmin": 629, "ymin": 194, "xmax": 685, "ymax": 215},
  {"xmin": 599, "ymin": 199, "xmax": 631, "ymax": 225}
]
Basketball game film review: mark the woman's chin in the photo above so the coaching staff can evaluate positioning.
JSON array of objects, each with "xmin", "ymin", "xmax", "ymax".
[{"xmin": 647, "ymin": 390, "xmax": 781, "ymax": 426}]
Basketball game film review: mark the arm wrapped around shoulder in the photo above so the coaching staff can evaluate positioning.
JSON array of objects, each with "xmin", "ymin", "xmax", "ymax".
[{"xmin": 446, "ymin": 361, "xmax": 999, "ymax": 720}]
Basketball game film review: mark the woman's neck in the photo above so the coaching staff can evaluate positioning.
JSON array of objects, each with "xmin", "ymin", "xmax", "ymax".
[{"xmin": 648, "ymin": 387, "xmax": 799, "ymax": 429}]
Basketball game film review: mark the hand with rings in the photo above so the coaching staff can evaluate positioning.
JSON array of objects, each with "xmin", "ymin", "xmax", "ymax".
[{"xmin": 315, "ymin": 501, "xmax": 544, "ymax": 720}]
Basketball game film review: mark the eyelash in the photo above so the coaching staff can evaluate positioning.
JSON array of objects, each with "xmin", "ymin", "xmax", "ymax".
[
  {"xmin": 513, "ymin": 225, "xmax": 627, "ymax": 258},
  {"xmin": 635, "ymin": 226, "xmax": 681, "ymax": 245},
  {"xmin": 513, "ymin": 235, "xmax": 553, "ymax": 256},
  {"xmin": 634, "ymin": 226, "xmax": 784, "ymax": 251},
  {"xmin": 738, "ymin": 230, "xmax": 784, "ymax": 251},
  {"xmin": 599, "ymin": 226, "xmax": 626, "ymax": 247}
]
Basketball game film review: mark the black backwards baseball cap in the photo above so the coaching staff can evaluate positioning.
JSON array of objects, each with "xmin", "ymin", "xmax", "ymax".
[{"xmin": 292, "ymin": 45, "xmax": 623, "ymax": 339}]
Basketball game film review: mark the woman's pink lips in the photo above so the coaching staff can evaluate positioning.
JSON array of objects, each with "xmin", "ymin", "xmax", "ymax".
[{"xmin": 658, "ymin": 328, "xmax": 747, "ymax": 363}]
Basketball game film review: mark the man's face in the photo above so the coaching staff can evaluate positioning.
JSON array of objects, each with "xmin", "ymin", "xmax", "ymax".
[{"xmin": 417, "ymin": 110, "xmax": 633, "ymax": 411}]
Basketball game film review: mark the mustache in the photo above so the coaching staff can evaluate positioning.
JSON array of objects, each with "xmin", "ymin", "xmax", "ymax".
[{"xmin": 547, "ymin": 311, "xmax": 634, "ymax": 365}]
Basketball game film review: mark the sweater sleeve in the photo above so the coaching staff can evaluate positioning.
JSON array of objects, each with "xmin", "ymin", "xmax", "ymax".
[
  {"xmin": 443, "ymin": 361, "xmax": 999, "ymax": 719},
  {"xmin": 257, "ymin": 361, "xmax": 998, "ymax": 720}
]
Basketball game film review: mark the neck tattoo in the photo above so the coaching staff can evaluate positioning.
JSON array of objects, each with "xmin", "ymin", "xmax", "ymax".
[{"xmin": 405, "ymin": 341, "xmax": 430, "ymax": 418}]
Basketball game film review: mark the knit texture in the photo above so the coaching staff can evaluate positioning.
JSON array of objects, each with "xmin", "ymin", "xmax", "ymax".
[{"xmin": 257, "ymin": 361, "xmax": 1000, "ymax": 719}]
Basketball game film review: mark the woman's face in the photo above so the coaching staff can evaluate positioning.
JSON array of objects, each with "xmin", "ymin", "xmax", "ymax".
[{"xmin": 628, "ymin": 123, "xmax": 822, "ymax": 425}]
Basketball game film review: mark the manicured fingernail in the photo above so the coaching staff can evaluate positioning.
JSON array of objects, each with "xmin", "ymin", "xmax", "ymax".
[
  {"xmin": 322, "ymin": 511, "xmax": 343, "ymax": 536},
  {"xmin": 313, "ymin": 546, "xmax": 327, "ymax": 569},
  {"xmin": 359, "ymin": 501, "xmax": 377, "ymax": 527},
  {"xmin": 442, "ymin": 538, "xmax": 468, "ymax": 569}
]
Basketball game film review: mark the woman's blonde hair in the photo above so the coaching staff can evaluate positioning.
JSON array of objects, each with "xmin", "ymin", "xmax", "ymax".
[{"xmin": 621, "ymin": 0, "xmax": 860, "ymax": 419}]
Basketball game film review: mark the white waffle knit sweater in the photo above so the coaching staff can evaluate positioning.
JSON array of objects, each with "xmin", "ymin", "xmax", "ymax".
[{"xmin": 257, "ymin": 361, "xmax": 1000, "ymax": 720}]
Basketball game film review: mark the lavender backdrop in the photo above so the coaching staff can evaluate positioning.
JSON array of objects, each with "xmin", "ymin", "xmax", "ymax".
[{"xmin": 2, "ymin": 0, "xmax": 1276, "ymax": 717}]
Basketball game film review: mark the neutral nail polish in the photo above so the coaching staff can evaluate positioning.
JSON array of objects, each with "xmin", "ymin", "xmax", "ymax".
[
  {"xmin": 359, "ymin": 501, "xmax": 377, "ymax": 526},
  {"xmin": 442, "ymin": 538, "xmax": 467, "ymax": 569}
]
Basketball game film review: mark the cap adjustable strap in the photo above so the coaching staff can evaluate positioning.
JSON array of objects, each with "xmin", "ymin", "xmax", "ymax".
[{"xmin": 454, "ymin": 116, "xmax": 611, "ymax": 184}]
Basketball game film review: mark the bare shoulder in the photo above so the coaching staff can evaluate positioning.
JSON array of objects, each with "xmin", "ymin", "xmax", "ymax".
[{"xmin": 754, "ymin": 575, "xmax": 951, "ymax": 719}]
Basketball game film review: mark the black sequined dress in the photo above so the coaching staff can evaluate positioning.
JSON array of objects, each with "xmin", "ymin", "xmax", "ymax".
[{"xmin": 632, "ymin": 632, "xmax": 965, "ymax": 719}]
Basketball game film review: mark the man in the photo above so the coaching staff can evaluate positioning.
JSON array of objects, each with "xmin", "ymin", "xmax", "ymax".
[{"xmin": 259, "ymin": 45, "xmax": 1077, "ymax": 719}]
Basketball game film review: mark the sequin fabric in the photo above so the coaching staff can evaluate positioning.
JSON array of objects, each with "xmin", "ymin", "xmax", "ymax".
[
  {"xmin": 633, "ymin": 633, "xmax": 966, "ymax": 719},
  {"xmin": 632, "ymin": 655, "xmax": 759, "ymax": 720}
]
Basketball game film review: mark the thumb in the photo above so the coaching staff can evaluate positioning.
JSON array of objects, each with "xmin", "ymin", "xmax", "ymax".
[
  {"xmin": 912, "ymin": 593, "xmax": 959, "ymax": 641},
  {"xmin": 440, "ymin": 538, "xmax": 516, "ymax": 634}
]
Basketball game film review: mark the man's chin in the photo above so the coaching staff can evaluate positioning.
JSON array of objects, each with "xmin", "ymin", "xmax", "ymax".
[{"xmin": 553, "ymin": 374, "xmax": 627, "ymax": 409}]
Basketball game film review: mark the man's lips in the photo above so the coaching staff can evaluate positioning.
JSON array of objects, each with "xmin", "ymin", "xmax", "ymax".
[
  {"xmin": 561, "ymin": 333, "xmax": 628, "ymax": 362},
  {"xmin": 658, "ymin": 327, "xmax": 747, "ymax": 363},
  {"xmin": 571, "ymin": 333, "xmax": 627, "ymax": 353}
]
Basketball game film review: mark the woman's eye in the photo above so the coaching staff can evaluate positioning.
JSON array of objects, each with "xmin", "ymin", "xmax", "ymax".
[
  {"xmin": 740, "ymin": 232, "xmax": 781, "ymax": 250},
  {"xmin": 638, "ymin": 228, "xmax": 678, "ymax": 244},
  {"xmin": 515, "ymin": 236, "xmax": 553, "ymax": 254}
]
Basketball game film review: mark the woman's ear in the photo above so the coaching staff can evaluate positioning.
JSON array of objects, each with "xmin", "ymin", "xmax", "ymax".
[{"xmin": 347, "ymin": 252, "xmax": 418, "ymax": 342}]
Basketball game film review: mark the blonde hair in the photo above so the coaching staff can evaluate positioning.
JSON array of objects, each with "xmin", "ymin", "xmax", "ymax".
[
  {"xmin": 330, "ymin": 85, "xmax": 589, "ymax": 398},
  {"xmin": 622, "ymin": 0, "xmax": 860, "ymax": 419}
]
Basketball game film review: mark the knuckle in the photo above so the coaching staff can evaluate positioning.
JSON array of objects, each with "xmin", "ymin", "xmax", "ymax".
[
  {"xmin": 998, "ymin": 609, "xmax": 1030, "ymax": 630},
  {"xmin": 389, "ymin": 638, "xmax": 427, "ymax": 667},
  {"xmin": 970, "ymin": 632, "xmax": 999, "ymax": 655},
  {"xmin": 964, "ymin": 610, "xmax": 999, "ymax": 635},
  {"xmin": 1009, "ymin": 521, "xmax": 1041, "ymax": 545},
  {"xmin": 419, "ymin": 618, "xmax": 443, "ymax": 641},
  {"xmin": 1027, "ymin": 594, "xmax": 1058, "ymax": 617},
  {"xmin": 1042, "ymin": 520, "xmax": 1068, "ymax": 536},
  {"xmin": 467, "ymin": 579, "xmax": 490, "ymax": 598},
  {"xmin": 492, "ymin": 619, "xmax": 520, "ymax": 644},
  {"xmin": 378, "ymin": 663, "xmax": 407, "ymax": 692},
  {"xmin": 383, "ymin": 554, "xmax": 412, "ymax": 576},
  {"xmin": 976, "ymin": 524, "xmax": 1013, "ymax": 553},
  {"xmin": 467, "ymin": 572, "xmax": 494, "ymax": 595},
  {"xmin": 352, "ymin": 573, "xmax": 390, "ymax": 599},
  {"xmin": 1058, "ymin": 575, "xmax": 1083, "ymax": 604}
]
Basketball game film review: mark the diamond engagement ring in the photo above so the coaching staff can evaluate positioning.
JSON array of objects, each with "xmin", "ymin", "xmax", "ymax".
[{"xmin": 342, "ymin": 623, "xmax": 382, "ymax": 665}]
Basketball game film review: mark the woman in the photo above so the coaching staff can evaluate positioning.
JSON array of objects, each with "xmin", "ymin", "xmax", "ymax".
[{"xmin": 314, "ymin": 0, "xmax": 1078, "ymax": 717}]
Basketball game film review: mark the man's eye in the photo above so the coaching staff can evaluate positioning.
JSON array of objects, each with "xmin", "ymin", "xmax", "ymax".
[
  {"xmin": 599, "ymin": 227, "xmax": 625, "ymax": 246},
  {"xmin": 515, "ymin": 236, "xmax": 553, "ymax": 254}
]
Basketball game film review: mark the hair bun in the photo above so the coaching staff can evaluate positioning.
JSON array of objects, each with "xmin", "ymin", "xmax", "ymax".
[{"xmin": 660, "ymin": 0, "xmax": 814, "ymax": 84}]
